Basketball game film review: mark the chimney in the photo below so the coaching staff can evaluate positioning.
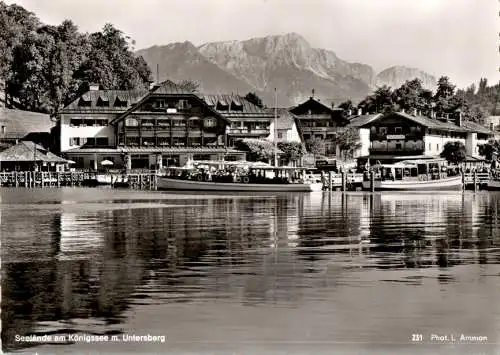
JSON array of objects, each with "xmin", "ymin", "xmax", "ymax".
[
  {"xmin": 357, "ymin": 108, "xmax": 362, "ymax": 116},
  {"xmin": 455, "ymin": 111, "xmax": 462, "ymax": 127},
  {"xmin": 490, "ymin": 122, "xmax": 494, "ymax": 131},
  {"xmin": 347, "ymin": 109, "xmax": 352, "ymax": 116},
  {"xmin": 412, "ymin": 108, "xmax": 417, "ymax": 116},
  {"xmin": 401, "ymin": 108, "xmax": 405, "ymax": 113},
  {"xmin": 89, "ymin": 83, "xmax": 100, "ymax": 91}
]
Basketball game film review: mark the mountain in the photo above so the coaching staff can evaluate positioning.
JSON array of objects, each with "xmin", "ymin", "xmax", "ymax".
[
  {"xmin": 136, "ymin": 42, "xmax": 254, "ymax": 95},
  {"xmin": 375, "ymin": 66, "xmax": 436, "ymax": 91},
  {"xmin": 197, "ymin": 33, "xmax": 373, "ymax": 106},
  {"xmin": 137, "ymin": 33, "xmax": 435, "ymax": 107}
]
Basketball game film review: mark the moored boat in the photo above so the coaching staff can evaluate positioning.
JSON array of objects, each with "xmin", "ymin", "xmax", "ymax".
[
  {"xmin": 361, "ymin": 159, "xmax": 463, "ymax": 191},
  {"xmin": 157, "ymin": 162, "xmax": 323, "ymax": 192}
]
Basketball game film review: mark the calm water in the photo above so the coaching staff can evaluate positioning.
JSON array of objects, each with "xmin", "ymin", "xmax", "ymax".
[{"xmin": 1, "ymin": 188, "xmax": 500, "ymax": 355}]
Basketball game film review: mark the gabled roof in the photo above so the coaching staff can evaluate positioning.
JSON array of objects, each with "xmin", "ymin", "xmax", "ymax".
[
  {"xmin": 461, "ymin": 120, "xmax": 492, "ymax": 135},
  {"xmin": 61, "ymin": 89, "xmax": 148, "ymax": 113},
  {"xmin": 353, "ymin": 111, "xmax": 492, "ymax": 134},
  {"xmin": 264, "ymin": 108, "xmax": 297, "ymax": 129},
  {"xmin": 347, "ymin": 114, "xmax": 382, "ymax": 128},
  {"xmin": 202, "ymin": 94, "xmax": 274, "ymax": 119},
  {"xmin": 290, "ymin": 97, "xmax": 342, "ymax": 115},
  {"xmin": 0, "ymin": 141, "xmax": 68, "ymax": 163},
  {"xmin": 0, "ymin": 108, "xmax": 54, "ymax": 139},
  {"xmin": 110, "ymin": 82, "xmax": 230, "ymax": 124}
]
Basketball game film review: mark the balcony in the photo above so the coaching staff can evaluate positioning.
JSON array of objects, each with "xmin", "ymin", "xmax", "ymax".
[{"xmin": 228, "ymin": 128, "xmax": 270, "ymax": 136}]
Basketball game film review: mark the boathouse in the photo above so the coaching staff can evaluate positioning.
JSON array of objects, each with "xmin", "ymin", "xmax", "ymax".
[
  {"xmin": 0, "ymin": 108, "xmax": 55, "ymax": 151},
  {"xmin": 0, "ymin": 141, "xmax": 69, "ymax": 172}
]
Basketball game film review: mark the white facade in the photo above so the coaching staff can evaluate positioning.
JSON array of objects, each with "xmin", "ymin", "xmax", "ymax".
[
  {"xmin": 267, "ymin": 120, "xmax": 302, "ymax": 143},
  {"xmin": 60, "ymin": 114, "xmax": 115, "ymax": 152},
  {"xmin": 355, "ymin": 128, "xmax": 370, "ymax": 158},
  {"xmin": 423, "ymin": 132, "xmax": 486, "ymax": 158}
]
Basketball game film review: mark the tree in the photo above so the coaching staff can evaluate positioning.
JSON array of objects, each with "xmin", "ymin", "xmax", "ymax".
[
  {"xmin": 478, "ymin": 140, "xmax": 500, "ymax": 161},
  {"xmin": 440, "ymin": 141, "xmax": 466, "ymax": 164},
  {"xmin": 177, "ymin": 80, "xmax": 199, "ymax": 93},
  {"xmin": 277, "ymin": 141, "xmax": 306, "ymax": 165},
  {"xmin": 234, "ymin": 138, "xmax": 278, "ymax": 162},
  {"xmin": 244, "ymin": 92, "xmax": 264, "ymax": 108},
  {"xmin": 358, "ymin": 85, "xmax": 396, "ymax": 114},
  {"xmin": 392, "ymin": 78, "xmax": 430, "ymax": 111},
  {"xmin": 338, "ymin": 99, "xmax": 356, "ymax": 117},
  {"xmin": 305, "ymin": 137, "xmax": 325, "ymax": 156},
  {"xmin": 332, "ymin": 127, "xmax": 361, "ymax": 160},
  {"xmin": 6, "ymin": 20, "xmax": 152, "ymax": 114}
]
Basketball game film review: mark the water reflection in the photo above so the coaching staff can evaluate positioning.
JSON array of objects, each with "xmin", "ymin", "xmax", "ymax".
[{"xmin": 1, "ymin": 189, "xmax": 500, "ymax": 352}]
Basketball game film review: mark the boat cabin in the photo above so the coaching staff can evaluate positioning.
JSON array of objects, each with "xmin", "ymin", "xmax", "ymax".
[{"xmin": 370, "ymin": 159, "xmax": 459, "ymax": 181}]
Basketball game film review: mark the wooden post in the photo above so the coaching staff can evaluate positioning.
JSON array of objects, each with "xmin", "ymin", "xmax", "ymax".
[
  {"xmin": 328, "ymin": 171, "xmax": 332, "ymax": 191},
  {"xmin": 461, "ymin": 171, "xmax": 465, "ymax": 190},
  {"xmin": 57, "ymin": 172, "xmax": 60, "ymax": 187},
  {"xmin": 474, "ymin": 171, "xmax": 478, "ymax": 192},
  {"xmin": 370, "ymin": 171, "xmax": 375, "ymax": 192},
  {"xmin": 341, "ymin": 171, "xmax": 346, "ymax": 192},
  {"xmin": 15, "ymin": 172, "xmax": 19, "ymax": 187}
]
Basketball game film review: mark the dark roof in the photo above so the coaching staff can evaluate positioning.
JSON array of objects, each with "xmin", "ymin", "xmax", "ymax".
[
  {"xmin": 265, "ymin": 108, "xmax": 297, "ymax": 129},
  {"xmin": 150, "ymin": 80, "xmax": 196, "ymax": 95},
  {"xmin": 202, "ymin": 94, "xmax": 274, "ymax": 119},
  {"xmin": 347, "ymin": 114, "xmax": 382, "ymax": 128},
  {"xmin": 60, "ymin": 89, "xmax": 149, "ymax": 113},
  {"xmin": 0, "ymin": 108, "xmax": 54, "ymax": 139},
  {"xmin": 62, "ymin": 146, "xmax": 244, "ymax": 154},
  {"xmin": 461, "ymin": 120, "xmax": 492, "ymax": 135},
  {"xmin": 290, "ymin": 97, "xmax": 342, "ymax": 115},
  {"xmin": 354, "ymin": 111, "xmax": 493, "ymax": 134},
  {"xmin": 0, "ymin": 141, "xmax": 68, "ymax": 163}
]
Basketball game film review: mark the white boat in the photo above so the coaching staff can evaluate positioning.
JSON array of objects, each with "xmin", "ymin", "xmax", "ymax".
[
  {"xmin": 157, "ymin": 163, "xmax": 323, "ymax": 192},
  {"xmin": 362, "ymin": 175, "xmax": 462, "ymax": 191},
  {"xmin": 157, "ymin": 176, "xmax": 323, "ymax": 192},
  {"xmin": 361, "ymin": 159, "xmax": 463, "ymax": 191},
  {"xmin": 487, "ymin": 179, "xmax": 500, "ymax": 190}
]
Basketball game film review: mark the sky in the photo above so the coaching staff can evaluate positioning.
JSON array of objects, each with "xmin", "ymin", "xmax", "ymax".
[{"xmin": 5, "ymin": 0, "xmax": 500, "ymax": 89}]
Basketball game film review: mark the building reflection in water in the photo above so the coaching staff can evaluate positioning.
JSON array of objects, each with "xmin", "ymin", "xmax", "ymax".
[{"xmin": 2, "ymin": 191, "xmax": 500, "ymax": 351}]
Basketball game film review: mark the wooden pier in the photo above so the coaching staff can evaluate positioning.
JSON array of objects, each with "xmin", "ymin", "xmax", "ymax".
[
  {"xmin": 321, "ymin": 171, "xmax": 490, "ymax": 192},
  {"xmin": 0, "ymin": 171, "xmax": 158, "ymax": 190}
]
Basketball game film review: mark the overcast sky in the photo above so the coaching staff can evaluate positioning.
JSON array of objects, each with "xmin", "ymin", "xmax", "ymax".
[{"xmin": 5, "ymin": 0, "xmax": 499, "ymax": 89}]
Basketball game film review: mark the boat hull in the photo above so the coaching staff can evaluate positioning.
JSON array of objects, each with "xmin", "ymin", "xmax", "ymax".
[
  {"xmin": 488, "ymin": 180, "xmax": 500, "ymax": 190},
  {"xmin": 362, "ymin": 176, "xmax": 463, "ymax": 191},
  {"xmin": 157, "ymin": 177, "xmax": 323, "ymax": 192}
]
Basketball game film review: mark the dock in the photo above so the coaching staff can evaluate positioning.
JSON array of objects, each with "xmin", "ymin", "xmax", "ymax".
[{"xmin": 0, "ymin": 171, "xmax": 158, "ymax": 190}]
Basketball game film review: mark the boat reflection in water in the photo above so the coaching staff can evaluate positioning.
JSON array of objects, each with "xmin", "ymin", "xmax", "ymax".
[{"xmin": 1, "ymin": 188, "xmax": 499, "ymax": 353}]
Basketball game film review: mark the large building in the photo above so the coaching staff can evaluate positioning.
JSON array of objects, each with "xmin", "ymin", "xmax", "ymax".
[
  {"xmin": 57, "ymin": 82, "xmax": 281, "ymax": 170},
  {"xmin": 348, "ymin": 110, "xmax": 493, "ymax": 165},
  {"xmin": 289, "ymin": 95, "xmax": 348, "ymax": 156},
  {"xmin": 202, "ymin": 94, "xmax": 274, "ymax": 147}
]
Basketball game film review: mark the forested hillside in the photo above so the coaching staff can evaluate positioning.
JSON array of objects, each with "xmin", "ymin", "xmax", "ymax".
[{"xmin": 0, "ymin": 1, "xmax": 151, "ymax": 115}]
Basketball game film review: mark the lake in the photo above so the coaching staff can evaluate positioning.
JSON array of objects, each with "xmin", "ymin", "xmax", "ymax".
[{"xmin": 1, "ymin": 188, "xmax": 500, "ymax": 354}]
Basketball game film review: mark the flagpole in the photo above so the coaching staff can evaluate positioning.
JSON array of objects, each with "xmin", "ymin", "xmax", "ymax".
[{"xmin": 274, "ymin": 88, "xmax": 278, "ymax": 167}]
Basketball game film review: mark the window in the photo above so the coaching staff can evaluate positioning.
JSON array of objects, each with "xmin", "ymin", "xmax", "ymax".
[
  {"xmin": 394, "ymin": 127, "xmax": 402, "ymax": 134},
  {"xmin": 428, "ymin": 143, "xmax": 431, "ymax": 151},
  {"xmin": 436, "ymin": 143, "xmax": 439, "ymax": 151},
  {"xmin": 125, "ymin": 118, "xmax": 139, "ymax": 127},
  {"xmin": 96, "ymin": 97, "xmax": 109, "ymax": 107},
  {"xmin": 278, "ymin": 132, "xmax": 283, "ymax": 139},
  {"xmin": 114, "ymin": 98, "xmax": 128, "ymax": 107},
  {"xmin": 178, "ymin": 99, "xmax": 189, "ymax": 110},
  {"xmin": 379, "ymin": 127, "xmax": 387, "ymax": 134},
  {"xmin": 1, "ymin": 125, "xmax": 5, "ymax": 134},
  {"xmin": 396, "ymin": 143, "xmax": 402, "ymax": 150},
  {"xmin": 204, "ymin": 118, "xmax": 216, "ymax": 127},
  {"xmin": 157, "ymin": 99, "xmax": 166, "ymax": 108},
  {"xmin": 96, "ymin": 137, "xmax": 108, "ymax": 146}
]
